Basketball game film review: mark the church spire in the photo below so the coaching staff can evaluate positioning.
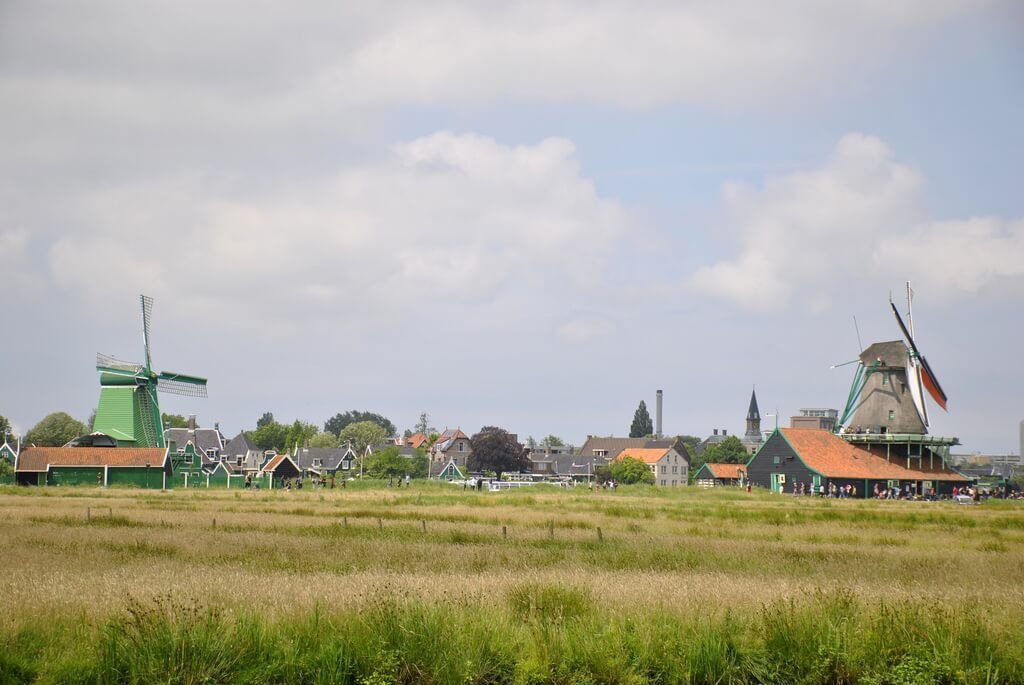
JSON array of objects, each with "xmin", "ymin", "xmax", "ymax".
[{"xmin": 745, "ymin": 387, "xmax": 761, "ymax": 441}]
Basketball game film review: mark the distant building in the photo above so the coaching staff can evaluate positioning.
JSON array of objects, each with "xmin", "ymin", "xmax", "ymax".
[
  {"xmin": 0, "ymin": 436, "xmax": 18, "ymax": 469},
  {"xmin": 165, "ymin": 422, "xmax": 226, "ymax": 470},
  {"xmin": 15, "ymin": 445, "xmax": 170, "ymax": 487},
  {"xmin": 528, "ymin": 444, "xmax": 597, "ymax": 481},
  {"xmin": 790, "ymin": 408, "xmax": 839, "ymax": 432},
  {"xmin": 219, "ymin": 432, "xmax": 265, "ymax": 475},
  {"xmin": 576, "ymin": 437, "xmax": 674, "ymax": 461},
  {"xmin": 697, "ymin": 388, "xmax": 764, "ymax": 456},
  {"xmin": 293, "ymin": 446, "xmax": 357, "ymax": 477},
  {"xmin": 616, "ymin": 446, "xmax": 688, "ymax": 487},
  {"xmin": 406, "ymin": 432, "xmax": 429, "ymax": 450},
  {"xmin": 429, "ymin": 428, "xmax": 472, "ymax": 471},
  {"xmin": 949, "ymin": 452, "xmax": 1022, "ymax": 467},
  {"xmin": 693, "ymin": 463, "xmax": 745, "ymax": 487},
  {"xmin": 746, "ymin": 428, "xmax": 968, "ymax": 497},
  {"xmin": 259, "ymin": 453, "xmax": 302, "ymax": 481}
]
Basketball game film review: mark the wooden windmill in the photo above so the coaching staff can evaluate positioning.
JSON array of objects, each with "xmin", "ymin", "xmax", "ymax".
[
  {"xmin": 92, "ymin": 295, "xmax": 208, "ymax": 447},
  {"xmin": 838, "ymin": 283, "xmax": 948, "ymax": 436}
]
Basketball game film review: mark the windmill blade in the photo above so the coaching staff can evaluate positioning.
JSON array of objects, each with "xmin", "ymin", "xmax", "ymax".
[
  {"xmin": 891, "ymin": 301, "xmax": 947, "ymax": 412},
  {"xmin": 96, "ymin": 353, "xmax": 144, "ymax": 374},
  {"xmin": 918, "ymin": 356, "xmax": 948, "ymax": 411},
  {"xmin": 156, "ymin": 371, "xmax": 208, "ymax": 398},
  {"xmin": 890, "ymin": 302, "xmax": 921, "ymax": 359},
  {"xmin": 140, "ymin": 295, "xmax": 154, "ymax": 372}
]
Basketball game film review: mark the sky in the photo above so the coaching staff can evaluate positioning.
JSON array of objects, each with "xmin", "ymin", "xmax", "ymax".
[{"xmin": 2, "ymin": 1, "xmax": 1022, "ymax": 453}]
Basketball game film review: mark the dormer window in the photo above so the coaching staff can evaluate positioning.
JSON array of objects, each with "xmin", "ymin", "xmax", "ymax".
[
  {"xmin": 594, "ymin": 449, "xmax": 608, "ymax": 457},
  {"xmin": 236, "ymin": 457, "xmax": 243, "ymax": 466},
  {"xmin": 313, "ymin": 458, "xmax": 322, "ymax": 467},
  {"xmin": 206, "ymin": 449, "xmax": 217, "ymax": 459},
  {"xmin": 184, "ymin": 453, "xmax": 193, "ymax": 465}
]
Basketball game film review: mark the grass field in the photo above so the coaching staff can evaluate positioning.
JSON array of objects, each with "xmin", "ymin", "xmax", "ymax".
[{"xmin": 2, "ymin": 482, "xmax": 1023, "ymax": 683}]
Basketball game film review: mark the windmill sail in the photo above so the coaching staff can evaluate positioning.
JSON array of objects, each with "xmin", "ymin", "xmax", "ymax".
[
  {"xmin": 141, "ymin": 295, "xmax": 154, "ymax": 372},
  {"xmin": 890, "ymin": 302, "xmax": 948, "ymax": 412},
  {"xmin": 905, "ymin": 354, "xmax": 929, "ymax": 428},
  {"xmin": 157, "ymin": 372, "xmax": 208, "ymax": 398}
]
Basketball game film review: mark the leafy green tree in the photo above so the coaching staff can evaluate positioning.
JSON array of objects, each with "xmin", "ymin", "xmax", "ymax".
[
  {"xmin": 285, "ymin": 420, "xmax": 319, "ymax": 450},
  {"xmin": 365, "ymin": 446, "xmax": 409, "ymax": 479},
  {"xmin": 339, "ymin": 421, "xmax": 387, "ymax": 455},
  {"xmin": 256, "ymin": 412, "xmax": 275, "ymax": 429},
  {"xmin": 24, "ymin": 412, "xmax": 88, "ymax": 447},
  {"xmin": 0, "ymin": 457, "xmax": 12, "ymax": 478},
  {"xmin": 468, "ymin": 426, "xmax": 527, "ymax": 479},
  {"xmin": 543, "ymin": 435, "xmax": 565, "ymax": 447},
  {"xmin": 403, "ymin": 428, "xmax": 413, "ymax": 439},
  {"xmin": 703, "ymin": 435, "xmax": 748, "ymax": 464},
  {"xmin": 408, "ymin": 449, "xmax": 429, "ymax": 478},
  {"xmin": 252, "ymin": 421, "xmax": 288, "ymax": 452},
  {"xmin": 0, "ymin": 414, "xmax": 12, "ymax": 440},
  {"xmin": 610, "ymin": 456, "xmax": 655, "ymax": 485},
  {"xmin": 308, "ymin": 432, "xmax": 339, "ymax": 449},
  {"xmin": 630, "ymin": 401, "xmax": 654, "ymax": 438},
  {"xmin": 414, "ymin": 412, "xmax": 433, "ymax": 435},
  {"xmin": 86, "ymin": 409, "xmax": 96, "ymax": 431},
  {"xmin": 162, "ymin": 413, "xmax": 188, "ymax": 428},
  {"xmin": 594, "ymin": 464, "xmax": 612, "ymax": 484},
  {"xmin": 325, "ymin": 411, "xmax": 396, "ymax": 437}
]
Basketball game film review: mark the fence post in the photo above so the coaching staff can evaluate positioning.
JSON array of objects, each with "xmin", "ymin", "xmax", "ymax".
[
  {"xmin": 502, "ymin": 525, "xmax": 507, "ymax": 540},
  {"xmin": 548, "ymin": 521, "xmax": 554, "ymax": 539},
  {"xmin": 597, "ymin": 526, "xmax": 603, "ymax": 541},
  {"xmin": 378, "ymin": 518, "xmax": 383, "ymax": 531},
  {"xmin": 421, "ymin": 520, "xmax": 427, "ymax": 533},
  {"xmin": 213, "ymin": 517, "xmax": 216, "ymax": 529},
  {"xmin": 86, "ymin": 507, "xmax": 91, "ymax": 522},
  {"xmin": 108, "ymin": 508, "xmax": 112, "ymax": 519},
  {"xmin": 344, "ymin": 516, "xmax": 348, "ymax": 528}
]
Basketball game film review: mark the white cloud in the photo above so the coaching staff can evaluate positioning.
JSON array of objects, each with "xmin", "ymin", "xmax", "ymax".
[
  {"xmin": 0, "ymin": 1, "xmax": 978, "ymax": 181},
  {"xmin": 47, "ymin": 132, "xmax": 628, "ymax": 330},
  {"xmin": 876, "ymin": 217, "xmax": 1024, "ymax": 294},
  {"xmin": 691, "ymin": 133, "xmax": 1024, "ymax": 308},
  {"xmin": 556, "ymin": 316, "xmax": 616, "ymax": 345}
]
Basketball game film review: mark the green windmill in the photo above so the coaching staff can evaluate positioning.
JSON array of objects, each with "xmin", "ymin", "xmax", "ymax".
[{"xmin": 92, "ymin": 295, "xmax": 207, "ymax": 448}]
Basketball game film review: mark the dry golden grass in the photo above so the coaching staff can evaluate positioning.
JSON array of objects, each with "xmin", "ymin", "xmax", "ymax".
[{"xmin": 2, "ymin": 482, "xmax": 1022, "ymax": 626}]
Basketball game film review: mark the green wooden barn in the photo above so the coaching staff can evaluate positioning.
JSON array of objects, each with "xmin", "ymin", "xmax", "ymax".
[{"xmin": 15, "ymin": 445, "xmax": 170, "ymax": 488}]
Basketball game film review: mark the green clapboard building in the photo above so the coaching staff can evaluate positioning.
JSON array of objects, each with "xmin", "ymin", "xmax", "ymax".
[{"xmin": 15, "ymin": 445, "xmax": 170, "ymax": 488}]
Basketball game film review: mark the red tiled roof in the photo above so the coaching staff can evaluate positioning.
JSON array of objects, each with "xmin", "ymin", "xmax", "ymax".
[
  {"xmin": 617, "ymin": 447, "xmax": 670, "ymax": 464},
  {"xmin": 780, "ymin": 428, "xmax": 969, "ymax": 482},
  {"xmin": 407, "ymin": 433, "xmax": 428, "ymax": 449},
  {"xmin": 16, "ymin": 447, "xmax": 167, "ymax": 472},
  {"xmin": 262, "ymin": 454, "xmax": 287, "ymax": 472},
  {"xmin": 704, "ymin": 463, "xmax": 745, "ymax": 479}
]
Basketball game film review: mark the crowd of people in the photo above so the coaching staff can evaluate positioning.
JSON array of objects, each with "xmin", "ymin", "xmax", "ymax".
[{"xmin": 781, "ymin": 478, "xmax": 1022, "ymax": 501}]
